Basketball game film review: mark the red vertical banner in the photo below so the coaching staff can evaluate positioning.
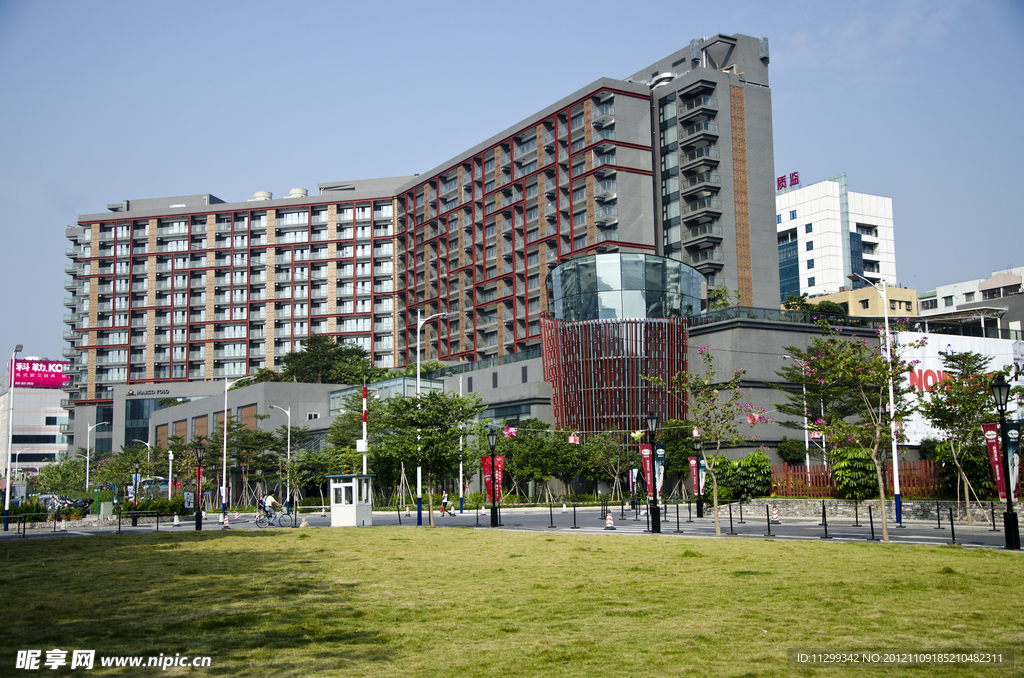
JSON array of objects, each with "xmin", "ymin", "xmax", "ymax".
[
  {"xmin": 983, "ymin": 423, "xmax": 1006, "ymax": 501},
  {"xmin": 481, "ymin": 456, "xmax": 505, "ymax": 502},
  {"xmin": 689, "ymin": 457, "xmax": 699, "ymax": 495},
  {"xmin": 640, "ymin": 444, "xmax": 653, "ymax": 500},
  {"xmin": 495, "ymin": 456, "xmax": 505, "ymax": 503}
]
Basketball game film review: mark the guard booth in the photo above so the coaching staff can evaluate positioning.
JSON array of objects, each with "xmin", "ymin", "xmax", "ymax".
[{"xmin": 327, "ymin": 474, "xmax": 374, "ymax": 527}]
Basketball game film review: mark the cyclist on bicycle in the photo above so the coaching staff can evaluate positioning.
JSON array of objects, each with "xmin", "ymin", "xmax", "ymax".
[{"xmin": 263, "ymin": 492, "xmax": 282, "ymax": 524}]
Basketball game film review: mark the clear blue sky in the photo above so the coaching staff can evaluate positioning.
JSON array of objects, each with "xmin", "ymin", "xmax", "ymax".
[{"xmin": 1, "ymin": 0, "xmax": 1021, "ymax": 361}]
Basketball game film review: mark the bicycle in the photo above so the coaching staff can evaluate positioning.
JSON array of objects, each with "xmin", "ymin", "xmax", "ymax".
[{"xmin": 255, "ymin": 508, "xmax": 292, "ymax": 528}]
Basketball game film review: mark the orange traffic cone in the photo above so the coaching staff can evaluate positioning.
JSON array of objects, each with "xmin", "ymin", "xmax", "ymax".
[
  {"xmin": 771, "ymin": 506, "xmax": 781, "ymax": 524},
  {"xmin": 222, "ymin": 514, "xmax": 230, "ymax": 529},
  {"xmin": 604, "ymin": 513, "xmax": 616, "ymax": 530},
  {"xmin": 234, "ymin": 510, "xmax": 240, "ymax": 521}
]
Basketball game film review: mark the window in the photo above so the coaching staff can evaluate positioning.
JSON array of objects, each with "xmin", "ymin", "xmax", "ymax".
[
  {"xmin": 45, "ymin": 416, "xmax": 58, "ymax": 426},
  {"xmin": 860, "ymin": 299, "xmax": 870, "ymax": 310},
  {"xmin": 307, "ymin": 412, "xmax": 320, "ymax": 421},
  {"xmin": 805, "ymin": 223, "xmax": 813, "ymax": 233},
  {"xmin": 776, "ymin": 214, "xmax": 781, "ymax": 225},
  {"xmin": 807, "ymin": 277, "xmax": 815, "ymax": 287},
  {"xmin": 789, "ymin": 210, "xmax": 797, "ymax": 220},
  {"xmin": 467, "ymin": 376, "xmax": 473, "ymax": 392},
  {"xmin": 806, "ymin": 241, "xmax": 813, "ymax": 251},
  {"xmin": 807, "ymin": 259, "xmax": 814, "ymax": 269},
  {"xmin": 943, "ymin": 296, "xmax": 954, "ymax": 307},
  {"xmin": 964, "ymin": 292, "xmax": 975, "ymax": 303},
  {"xmin": 522, "ymin": 366, "xmax": 528, "ymax": 383},
  {"xmin": 492, "ymin": 372, "xmax": 498, "ymax": 388},
  {"xmin": 921, "ymin": 299, "xmax": 938, "ymax": 310}
]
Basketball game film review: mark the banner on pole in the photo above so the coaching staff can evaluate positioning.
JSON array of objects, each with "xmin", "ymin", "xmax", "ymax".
[
  {"xmin": 983, "ymin": 423, "xmax": 1005, "ymax": 501},
  {"xmin": 689, "ymin": 457, "xmax": 698, "ymax": 495},
  {"xmin": 480, "ymin": 456, "xmax": 505, "ymax": 502},
  {"xmin": 655, "ymin": 447, "xmax": 665, "ymax": 500},
  {"xmin": 1008, "ymin": 422, "xmax": 1020, "ymax": 502},
  {"xmin": 640, "ymin": 444, "xmax": 653, "ymax": 500}
]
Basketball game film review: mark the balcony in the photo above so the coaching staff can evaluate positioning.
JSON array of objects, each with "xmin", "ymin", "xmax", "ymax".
[
  {"xmin": 681, "ymin": 222, "xmax": 724, "ymax": 249},
  {"xmin": 682, "ymin": 248, "xmax": 725, "ymax": 271},
  {"xmin": 680, "ymin": 172, "xmax": 722, "ymax": 198},
  {"xmin": 680, "ymin": 121, "xmax": 719, "ymax": 149},
  {"xmin": 678, "ymin": 95, "xmax": 718, "ymax": 122},
  {"xmin": 591, "ymin": 104, "xmax": 615, "ymax": 128},
  {"xmin": 681, "ymin": 198, "xmax": 723, "ymax": 223},
  {"xmin": 679, "ymin": 146, "xmax": 721, "ymax": 171}
]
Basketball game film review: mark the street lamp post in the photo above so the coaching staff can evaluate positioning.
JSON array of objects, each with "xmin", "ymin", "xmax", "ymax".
[
  {"xmin": 3, "ymin": 343, "xmax": 23, "ymax": 531},
  {"xmin": 86, "ymin": 421, "xmax": 109, "ymax": 497},
  {"xmin": 194, "ymin": 445, "xmax": 205, "ymax": 532},
  {"xmin": 167, "ymin": 452, "xmax": 174, "ymax": 501},
  {"xmin": 448, "ymin": 370, "xmax": 465, "ymax": 513},
  {"xmin": 222, "ymin": 375, "xmax": 254, "ymax": 521},
  {"xmin": 849, "ymin": 273, "xmax": 902, "ymax": 524},
  {"xmin": 270, "ymin": 404, "xmax": 291, "ymax": 515},
  {"xmin": 780, "ymin": 355, "xmax": 812, "ymax": 482},
  {"xmin": 487, "ymin": 430, "xmax": 498, "ymax": 527},
  {"xmin": 415, "ymin": 308, "xmax": 449, "ymax": 526},
  {"xmin": 132, "ymin": 439, "xmax": 152, "ymax": 467},
  {"xmin": 990, "ymin": 374, "xmax": 1020, "ymax": 550},
  {"xmin": 645, "ymin": 413, "xmax": 661, "ymax": 534}
]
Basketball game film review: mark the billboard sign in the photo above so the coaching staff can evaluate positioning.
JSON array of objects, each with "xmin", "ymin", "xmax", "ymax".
[
  {"xmin": 899, "ymin": 333, "xmax": 1019, "ymax": 445},
  {"xmin": 9, "ymin": 359, "xmax": 71, "ymax": 389}
]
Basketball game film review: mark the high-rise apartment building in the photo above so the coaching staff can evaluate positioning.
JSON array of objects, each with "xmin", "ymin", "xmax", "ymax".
[
  {"xmin": 776, "ymin": 174, "xmax": 896, "ymax": 302},
  {"xmin": 62, "ymin": 33, "xmax": 777, "ymax": 451}
]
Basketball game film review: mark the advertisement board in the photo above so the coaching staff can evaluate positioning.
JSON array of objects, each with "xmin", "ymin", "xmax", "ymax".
[
  {"xmin": 899, "ymin": 333, "xmax": 1019, "ymax": 445},
  {"xmin": 9, "ymin": 359, "xmax": 71, "ymax": 389}
]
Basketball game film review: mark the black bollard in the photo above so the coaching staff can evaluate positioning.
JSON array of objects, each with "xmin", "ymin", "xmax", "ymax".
[
  {"xmin": 990, "ymin": 502, "xmax": 999, "ymax": 532},
  {"xmin": 476, "ymin": 503, "xmax": 480, "ymax": 528},
  {"xmin": 820, "ymin": 503, "xmax": 832, "ymax": 539},
  {"xmin": 868, "ymin": 505, "xmax": 878, "ymax": 541},
  {"xmin": 696, "ymin": 495, "xmax": 704, "ymax": 518},
  {"xmin": 738, "ymin": 502, "xmax": 745, "ymax": 524},
  {"xmin": 818, "ymin": 500, "xmax": 826, "ymax": 526},
  {"xmin": 620, "ymin": 499, "xmax": 625, "ymax": 520},
  {"xmin": 686, "ymin": 498, "xmax": 693, "ymax": 523},
  {"xmin": 571, "ymin": 502, "xmax": 579, "ymax": 529},
  {"xmin": 949, "ymin": 507, "xmax": 956, "ymax": 545},
  {"xmin": 132, "ymin": 510, "xmax": 138, "ymax": 527},
  {"xmin": 674, "ymin": 503, "xmax": 682, "ymax": 534},
  {"xmin": 934, "ymin": 501, "xmax": 943, "ymax": 530},
  {"xmin": 852, "ymin": 500, "xmax": 862, "ymax": 527},
  {"xmin": 764, "ymin": 504, "xmax": 773, "ymax": 537},
  {"xmin": 548, "ymin": 503, "xmax": 556, "ymax": 529},
  {"xmin": 728, "ymin": 504, "xmax": 736, "ymax": 535}
]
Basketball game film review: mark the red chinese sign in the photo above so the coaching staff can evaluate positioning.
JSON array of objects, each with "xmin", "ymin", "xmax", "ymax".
[
  {"xmin": 640, "ymin": 444, "xmax": 654, "ymax": 500},
  {"xmin": 9, "ymin": 360, "xmax": 71, "ymax": 389},
  {"xmin": 777, "ymin": 171, "xmax": 800, "ymax": 190},
  {"xmin": 983, "ymin": 423, "xmax": 1005, "ymax": 501}
]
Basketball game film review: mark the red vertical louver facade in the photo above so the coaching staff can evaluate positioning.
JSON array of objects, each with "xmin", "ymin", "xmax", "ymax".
[{"xmin": 540, "ymin": 313, "xmax": 687, "ymax": 435}]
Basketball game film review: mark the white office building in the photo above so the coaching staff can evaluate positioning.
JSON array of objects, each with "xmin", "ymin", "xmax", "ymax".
[{"xmin": 776, "ymin": 174, "xmax": 896, "ymax": 302}]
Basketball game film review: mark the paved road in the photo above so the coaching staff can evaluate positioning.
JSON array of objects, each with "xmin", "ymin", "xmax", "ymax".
[{"xmin": 1, "ymin": 504, "xmax": 1016, "ymax": 551}]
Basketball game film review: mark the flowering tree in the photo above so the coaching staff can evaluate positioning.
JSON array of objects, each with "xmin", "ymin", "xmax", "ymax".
[
  {"xmin": 647, "ymin": 346, "xmax": 770, "ymax": 535},
  {"xmin": 800, "ymin": 322, "xmax": 924, "ymax": 543},
  {"xmin": 916, "ymin": 352, "xmax": 1015, "ymax": 523}
]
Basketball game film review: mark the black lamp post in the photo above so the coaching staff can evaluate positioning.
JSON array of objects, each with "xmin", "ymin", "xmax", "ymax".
[
  {"xmin": 645, "ymin": 413, "xmax": 661, "ymax": 533},
  {"xmin": 194, "ymin": 445, "xmax": 205, "ymax": 532},
  {"xmin": 487, "ymin": 430, "xmax": 498, "ymax": 528},
  {"xmin": 990, "ymin": 374, "xmax": 1020, "ymax": 550}
]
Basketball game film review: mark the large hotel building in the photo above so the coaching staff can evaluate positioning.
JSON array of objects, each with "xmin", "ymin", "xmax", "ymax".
[{"xmin": 62, "ymin": 33, "xmax": 779, "ymax": 454}]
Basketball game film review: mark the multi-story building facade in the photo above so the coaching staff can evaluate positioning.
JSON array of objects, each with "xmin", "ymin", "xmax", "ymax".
[
  {"xmin": 917, "ymin": 266, "xmax": 1024, "ymax": 337},
  {"xmin": 776, "ymin": 174, "xmax": 896, "ymax": 302},
  {"xmin": 62, "ymin": 33, "xmax": 778, "ymax": 452}
]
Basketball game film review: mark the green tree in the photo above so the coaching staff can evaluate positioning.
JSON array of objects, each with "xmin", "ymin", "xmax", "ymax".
[
  {"xmin": 280, "ymin": 334, "xmax": 387, "ymax": 384},
  {"xmin": 815, "ymin": 300, "xmax": 847, "ymax": 315},
  {"xmin": 916, "ymin": 351, "xmax": 1003, "ymax": 523},
  {"xmin": 379, "ymin": 390, "xmax": 484, "ymax": 526},
  {"xmin": 392, "ymin": 360, "xmax": 449, "ymax": 378},
  {"xmin": 646, "ymin": 347, "xmax": 771, "ymax": 535},
  {"xmin": 731, "ymin": 448, "xmax": 772, "ymax": 502},
  {"xmin": 35, "ymin": 457, "xmax": 85, "ymax": 495},
  {"xmin": 579, "ymin": 433, "xmax": 628, "ymax": 500},
  {"xmin": 799, "ymin": 321, "xmax": 924, "ymax": 543},
  {"xmin": 776, "ymin": 436, "xmax": 808, "ymax": 466},
  {"xmin": 832, "ymin": 447, "xmax": 878, "ymax": 500}
]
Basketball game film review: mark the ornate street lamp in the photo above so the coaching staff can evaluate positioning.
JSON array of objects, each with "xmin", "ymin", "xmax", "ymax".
[
  {"xmin": 194, "ymin": 445, "xmax": 205, "ymax": 532},
  {"xmin": 990, "ymin": 374, "xmax": 1019, "ymax": 550}
]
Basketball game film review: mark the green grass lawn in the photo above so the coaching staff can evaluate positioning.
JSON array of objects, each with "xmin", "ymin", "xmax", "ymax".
[{"xmin": 1, "ymin": 527, "xmax": 1022, "ymax": 677}]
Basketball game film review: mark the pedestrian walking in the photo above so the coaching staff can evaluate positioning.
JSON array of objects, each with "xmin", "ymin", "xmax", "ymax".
[{"xmin": 440, "ymin": 491, "xmax": 450, "ymax": 517}]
